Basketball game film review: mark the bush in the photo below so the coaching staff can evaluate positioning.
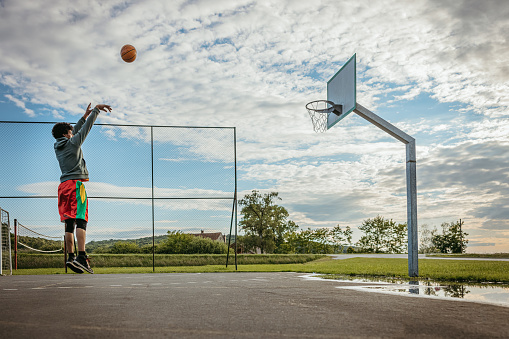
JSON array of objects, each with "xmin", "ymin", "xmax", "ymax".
[
  {"xmin": 110, "ymin": 241, "xmax": 141, "ymax": 254},
  {"xmin": 92, "ymin": 241, "xmax": 140, "ymax": 254},
  {"xmin": 87, "ymin": 232, "xmax": 231, "ymax": 254},
  {"xmin": 156, "ymin": 231, "xmax": 230, "ymax": 254}
]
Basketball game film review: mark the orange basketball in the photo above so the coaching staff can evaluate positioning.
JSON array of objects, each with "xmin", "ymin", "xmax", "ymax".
[{"xmin": 120, "ymin": 44, "xmax": 136, "ymax": 63}]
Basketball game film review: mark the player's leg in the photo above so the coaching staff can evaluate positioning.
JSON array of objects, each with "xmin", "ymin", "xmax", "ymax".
[
  {"xmin": 64, "ymin": 219, "xmax": 83, "ymax": 273},
  {"xmin": 74, "ymin": 219, "xmax": 93, "ymax": 274},
  {"xmin": 76, "ymin": 226, "xmax": 86, "ymax": 253},
  {"xmin": 65, "ymin": 232, "xmax": 74, "ymax": 256}
]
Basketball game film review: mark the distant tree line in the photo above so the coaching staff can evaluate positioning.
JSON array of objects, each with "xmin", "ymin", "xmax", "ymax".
[
  {"xmin": 236, "ymin": 225, "xmax": 354, "ymax": 254},
  {"xmin": 8, "ymin": 190, "xmax": 468, "ymax": 255},
  {"xmin": 86, "ymin": 234, "xmax": 167, "ymax": 253},
  {"xmin": 237, "ymin": 190, "xmax": 468, "ymax": 255},
  {"xmin": 236, "ymin": 190, "xmax": 354, "ymax": 254},
  {"xmin": 91, "ymin": 231, "xmax": 231, "ymax": 254},
  {"xmin": 237, "ymin": 190, "xmax": 408, "ymax": 254}
]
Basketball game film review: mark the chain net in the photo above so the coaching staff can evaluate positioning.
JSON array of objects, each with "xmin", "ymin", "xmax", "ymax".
[
  {"xmin": 16, "ymin": 222, "xmax": 63, "ymax": 253},
  {"xmin": 306, "ymin": 100, "xmax": 333, "ymax": 133}
]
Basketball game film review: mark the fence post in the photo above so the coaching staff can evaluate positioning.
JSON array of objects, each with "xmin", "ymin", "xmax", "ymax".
[
  {"xmin": 151, "ymin": 126, "xmax": 155, "ymax": 272},
  {"xmin": 64, "ymin": 233, "xmax": 67, "ymax": 273},
  {"xmin": 234, "ymin": 127, "xmax": 238, "ymax": 270},
  {"xmin": 0, "ymin": 209, "xmax": 2, "ymax": 276},
  {"xmin": 14, "ymin": 219, "xmax": 17, "ymax": 270}
]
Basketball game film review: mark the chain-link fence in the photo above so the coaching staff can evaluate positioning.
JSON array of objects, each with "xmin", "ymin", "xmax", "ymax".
[
  {"xmin": 1, "ymin": 207, "xmax": 12, "ymax": 275},
  {"xmin": 0, "ymin": 121, "xmax": 237, "ymax": 269}
]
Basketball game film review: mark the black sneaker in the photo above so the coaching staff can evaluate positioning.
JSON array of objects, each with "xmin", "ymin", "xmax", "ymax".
[
  {"xmin": 66, "ymin": 259, "xmax": 84, "ymax": 274},
  {"xmin": 74, "ymin": 255, "xmax": 94, "ymax": 274}
]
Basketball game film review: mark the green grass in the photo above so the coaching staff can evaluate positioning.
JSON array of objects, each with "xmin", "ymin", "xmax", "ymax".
[
  {"xmin": 426, "ymin": 253, "xmax": 509, "ymax": 259},
  {"xmin": 15, "ymin": 253, "xmax": 324, "ymax": 269},
  {"xmin": 12, "ymin": 257, "xmax": 509, "ymax": 284}
]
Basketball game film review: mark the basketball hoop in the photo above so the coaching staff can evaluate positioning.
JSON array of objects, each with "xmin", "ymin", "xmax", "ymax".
[{"xmin": 306, "ymin": 100, "xmax": 343, "ymax": 133}]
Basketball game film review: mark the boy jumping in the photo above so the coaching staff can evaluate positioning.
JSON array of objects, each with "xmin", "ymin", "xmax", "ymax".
[{"xmin": 52, "ymin": 103, "xmax": 112, "ymax": 273}]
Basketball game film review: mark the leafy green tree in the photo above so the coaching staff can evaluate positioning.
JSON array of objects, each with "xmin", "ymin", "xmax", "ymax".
[
  {"xmin": 308, "ymin": 228, "xmax": 330, "ymax": 253},
  {"xmin": 285, "ymin": 228, "xmax": 321, "ymax": 254},
  {"xmin": 235, "ymin": 234, "xmax": 261, "ymax": 254},
  {"xmin": 357, "ymin": 216, "xmax": 407, "ymax": 253},
  {"xmin": 285, "ymin": 226, "xmax": 353, "ymax": 254},
  {"xmin": 418, "ymin": 223, "xmax": 436, "ymax": 254},
  {"xmin": 272, "ymin": 210, "xmax": 299, "ymax": 251},
  {"xmin": 157, "ymin": 231, "xmax": 194, "ymax": 254},
  {"xmin": 431, "ymin": 219, "xmax": 468, "ymax": 254},
  {"xmin": 239, "ymin": 190, "xmax": 297, "ymax": 254},
  {"xmin": 330, "ymin": 225, "xmax": 353, "ymax": 253},
  {"xmin": 346, "ymin": 246, "xmax": 356, "ymax": 253},
  {"xmin": 388, "ymin": 222, "xmax": 408, "ymax": 254}
]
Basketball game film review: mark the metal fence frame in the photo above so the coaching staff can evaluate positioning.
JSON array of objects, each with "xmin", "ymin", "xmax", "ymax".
[{"xmin": 0, "ymin": 121, "xmax": 238, "ymax": 271}]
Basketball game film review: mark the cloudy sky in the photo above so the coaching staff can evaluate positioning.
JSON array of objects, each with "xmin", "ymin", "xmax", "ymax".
[{"xmin": 1, "ymin": 0, "xmax": 508, "ymax": 252}]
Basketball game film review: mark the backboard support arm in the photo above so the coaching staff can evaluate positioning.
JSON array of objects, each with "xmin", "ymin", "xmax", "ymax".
[
  {"xmin": 354, "ymin": 103, "xmax": 419, "ymax": 277},
  {"xmin": 332, "ymin": 104, "xmax": 343, "ymax": 116}
]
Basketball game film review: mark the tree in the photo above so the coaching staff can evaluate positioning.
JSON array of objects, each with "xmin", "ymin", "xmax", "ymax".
[
  {"xmin": 235, "ymin": 234, "xmax": 261, "ymax": 254},
  {"xmin": 329, "ymin": 225, "xmax": 353, "ymax": 253},
  {"xmin": 356, "ymin": 216, "xmax": 407, "ymax": 253},
  {"xmin": 431, "ymin": 219, "xmax": 468, "ymax": 254},
  {"xmin": 271, "ymin": 208, "xmax": 299, "ymax": 250},
  {"xmin": 418, "ymin": 223, "xmax": 435, "ymax": 254},
  {"xmin": 284, "ymin": 226, "xmax": 353, "ymax": 254},
  {"xmin": 387, "ymin": 221, "xmax": 407, "ymax": 254},
  {"xmin": 239, "ymin": 190, "xmax": 297, "ymax": 254}
]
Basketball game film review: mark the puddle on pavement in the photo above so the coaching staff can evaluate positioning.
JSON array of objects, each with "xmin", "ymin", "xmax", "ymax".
[{"xmin": 302, "ymin": 274, "xmax": 509, "ymax": 308}]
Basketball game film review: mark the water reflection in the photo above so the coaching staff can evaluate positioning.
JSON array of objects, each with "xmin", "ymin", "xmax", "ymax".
[
  {"xmin": 421, "ymin": 281, "xmax": 469, "ymax": 298},
  {"xmin": 314, "ymin": 275, "xmax": 509, "ymax": 307},
  {"xmin": 409, "ymin": 281, "xmax": 419, "ymax": 295}
]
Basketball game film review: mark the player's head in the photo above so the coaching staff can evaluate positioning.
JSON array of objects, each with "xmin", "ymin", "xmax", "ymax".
[{"xmin": 52, "ymin": 122, "xmax": 72, "ymax": 139}]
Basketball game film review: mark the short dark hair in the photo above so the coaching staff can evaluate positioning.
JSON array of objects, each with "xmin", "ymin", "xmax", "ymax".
[{"xmin": 52, "ymin": 122, "xmax": 72, "ymax": 139}]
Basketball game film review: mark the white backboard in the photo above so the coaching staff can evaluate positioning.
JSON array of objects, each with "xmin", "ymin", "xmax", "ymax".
[{"xmin": 327, "ymin": 54, "xmax": 356, "ymax": 129}]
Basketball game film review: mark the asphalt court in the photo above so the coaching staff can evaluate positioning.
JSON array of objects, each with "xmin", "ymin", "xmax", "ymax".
[{"xmin": 1, "ymin": 272, "xmax": 509, "ymax": 338}]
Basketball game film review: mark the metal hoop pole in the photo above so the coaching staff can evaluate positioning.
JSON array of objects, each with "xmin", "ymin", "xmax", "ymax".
[{"xmin": 354, "ymin": 103, "xmax": 418, "ymax": 277}]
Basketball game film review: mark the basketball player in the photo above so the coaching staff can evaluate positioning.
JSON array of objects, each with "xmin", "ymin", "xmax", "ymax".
[{"xmin": 52, "ymin": 103, "xmax": 112, "ymax": 273}]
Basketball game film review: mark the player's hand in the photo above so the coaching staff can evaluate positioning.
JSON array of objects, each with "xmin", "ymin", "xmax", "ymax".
[
  {"xmin": 95, "ymin": 104, "xmax": 112, "ymax": 113},
  {"xmin": 83, "ymin": 103, "xmax": 92, "ymax": 119}
]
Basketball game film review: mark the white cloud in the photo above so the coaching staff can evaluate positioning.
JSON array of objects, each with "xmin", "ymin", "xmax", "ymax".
[{"xmin": 4, "ymin": 94, "xmax": 35, "ymax": 117}]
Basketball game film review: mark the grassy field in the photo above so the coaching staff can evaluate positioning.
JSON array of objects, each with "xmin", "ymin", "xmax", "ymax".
[
  {"xmin": 11, "ymin": 256, "xmax": 509, "ymax": 284},
  {"xmin": 427, "ymin": 253, "xmax": 509, "ymax": 259},
  {"xmin": 14, "ymin": 253, "xmax": 324, "ymax": 269}
]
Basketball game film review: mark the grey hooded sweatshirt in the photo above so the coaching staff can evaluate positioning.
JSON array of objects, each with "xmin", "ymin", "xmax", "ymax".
[{"xmin": 54, "ymin": 108, "xmax": 100, "ymax": 183}]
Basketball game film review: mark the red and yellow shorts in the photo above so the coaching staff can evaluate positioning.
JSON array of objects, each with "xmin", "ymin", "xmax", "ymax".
[{"xmin": 58, "ymin": 180, "xmax": 88, "ymax": 222}]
